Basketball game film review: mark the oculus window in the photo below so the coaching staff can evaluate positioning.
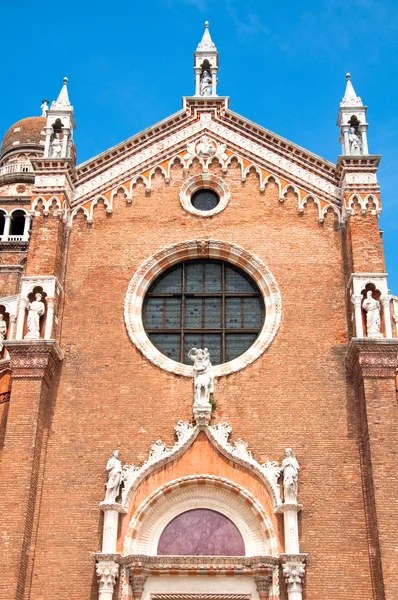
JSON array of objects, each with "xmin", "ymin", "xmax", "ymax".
[
  {"xmin": 191, "ymin": 189, "xmax": 220, "ymax": 212},
  {"xmin": 143, "ymin": 260, "xmax": 264, "ymax": 365}
]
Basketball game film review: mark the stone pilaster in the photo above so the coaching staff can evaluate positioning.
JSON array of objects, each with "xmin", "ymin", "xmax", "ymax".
[
  {"xmin": 0, "ymin": 340, "xmax": 63, "ymax": 600},
  {"xmin": 347, "ymin": 339, "xmax": 398, "ymax": 600}
]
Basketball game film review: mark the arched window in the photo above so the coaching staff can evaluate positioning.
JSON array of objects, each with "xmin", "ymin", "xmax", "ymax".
[
  {"xmin": 143, "ymin": 260, "xmax": 264, "ymax": 365},
  {"xmin": 0, "ymin": 211, "xmax": 6, "ymax": 237},
  {"xmin": 157, "ymin": 509, "xmax": 245, "ymax": 556},
  {"xmin": 10, "ymin": 210, "xmax": 26, "ymax": 237}
]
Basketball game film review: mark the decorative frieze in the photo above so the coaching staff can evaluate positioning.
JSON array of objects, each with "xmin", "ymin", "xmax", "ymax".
[
  {"xmin": 4, "ymin": 340, "xmax": 63, "ymax": 381},
  {"xmin": 347, "ymin": 339, "xmax": 398, "ymax": 380}
]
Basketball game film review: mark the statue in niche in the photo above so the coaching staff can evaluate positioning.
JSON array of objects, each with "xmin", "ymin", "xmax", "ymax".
[
  {"xmin": 50, "ymin": 133, "xmax": 62, "ymax": 158},
  {"xmin": 104, "ymin": 450, "xmax": 122, "ymax": 503},
  {"xmin": 0, "ymin": 315, "xmax": 7, "ymax": 353},
  {"xmin": 362, "ymin": 290, "xmax": 382, "ymax": 338},
  {"xmin": 348, "ymin": 127, "xmax": 362, "ymax": 156},
  {"xmin": 282, "ymin": 448, "xmax": 300, "ymax": 504},
  {"xmin": 200, "ymin": 70, "xmax": 212, "ymax": 96},
  {"xmin": 24, "ymin": 293, "xmax": 45, "ymax": 340},
  {"xmin": 188, "ymin": 347, "xmax": 214, "ymax": 406}
]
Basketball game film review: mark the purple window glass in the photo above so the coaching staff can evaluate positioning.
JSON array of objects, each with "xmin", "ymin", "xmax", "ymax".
[{"xmin": 157, "ymin": 509, "xmax": 245, "ymax": 556}]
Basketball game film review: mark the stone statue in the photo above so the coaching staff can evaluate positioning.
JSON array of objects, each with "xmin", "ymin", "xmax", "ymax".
[
  {"xmin": 188, "ymin": 347, "xmax": 214, "ymax": 406},
  {"xmin": 362, "ymin": 290, "xmax": 382, "ymax": 338},
  {"xmin": 41, "ymin": 99, "xmax": 49, "ymax": 117},
  {"xmin": 0, "ymin": 315, "xmax": 7, "ymax": 353},
  {"xmin": 24, "ymin": 293, "xmax": 45, "ymax": 340},
  {"xmin": 104, "ymin": 450, "xmax": 122, "ymax": 503},
  {"xmin": 51, "ymin": 133, "xmax": 62, "ymax": 158},
  {"xmin": 200, "ymin": 70, "xmax": 212, "ymax": 96},
  {"xmin": 348, "ymin": 127, "xmax": 361, "ymax": 156},
  {"xmin": 282, "ymin": 448, "xmax": 299, "ymax": 504}
]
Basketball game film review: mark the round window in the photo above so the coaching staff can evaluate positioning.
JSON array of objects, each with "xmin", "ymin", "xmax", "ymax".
[
  {"xmin": 191, "ymin": 189, "xmax": 220, "ymax": 212},
  {"xmin": 143, "ymin": 259, "xmax": 265, "ymax": 366}
]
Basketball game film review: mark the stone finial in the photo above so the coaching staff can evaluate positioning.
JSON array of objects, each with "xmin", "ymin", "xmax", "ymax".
[
  {"xmin": 196, "ymin": 20, "xmax": 217, "ymax": 52},
  {"xmin": 51, "ymin": 77, "xmax": 72, "ymax": 110},
  {"xmin": 341, "ymin": 73, "xmax": 363, "ymax": 107}
]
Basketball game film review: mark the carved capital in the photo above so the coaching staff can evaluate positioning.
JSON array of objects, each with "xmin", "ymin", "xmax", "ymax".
[
  {"xmin": 5, "ymin": 340, "xmax": 63, "ymax": 381},
  {"xmin": 280, "ymin": 554, "xmax": 306, "ymax": 586},
  {"xmin": 129, "ymin": 572, "xmax": 148, "ymax": 600},
  {"xmin": 96, "ymin": 560, "xmax": 119, "ymax": 590},
  {"xmin": 254, "ymin": 574, "xmax": 272, "ymax": 596},
  {"xmin": 347, "ymin": 339, "xmax": 398, "ymax": 380}
]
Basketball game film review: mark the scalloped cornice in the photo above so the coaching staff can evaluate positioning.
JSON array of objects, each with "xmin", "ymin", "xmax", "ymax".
[{"xmin": 71, "ymin": 101, "xmax": 339, "ymax": 207}]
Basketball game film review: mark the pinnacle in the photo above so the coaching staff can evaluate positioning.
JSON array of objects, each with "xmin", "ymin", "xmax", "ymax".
[{"xmin": 341, "ymin": 72, "xmax": 363, "ymax": 107}]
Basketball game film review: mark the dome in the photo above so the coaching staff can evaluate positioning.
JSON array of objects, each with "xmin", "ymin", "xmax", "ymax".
[{"xmin": 1, "ymin": 116, "xmax": 46, "ymax": 158}]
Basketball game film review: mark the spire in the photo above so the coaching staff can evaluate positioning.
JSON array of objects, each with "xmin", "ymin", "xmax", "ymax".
[
  {"xmin": 194, "ymin": 21, "xmax": 219, "ymax": 97},
  {"xmin": 337, "ymin": 73, "xmax": 369, "ymax": 156},
  {"xmin": 43, "ymin": 77, "xmax": 75, "ymax": 159},
  {"xmin": 341, "ymin": 73, "xmax": 363, "ymax": 107},
  {"xmin": 51, "ymin": 77, "xmax": 72, "ymax": 111},
  {"xmin": 196, "ymin": 21, "xmax": 217, "ymax": 52}
]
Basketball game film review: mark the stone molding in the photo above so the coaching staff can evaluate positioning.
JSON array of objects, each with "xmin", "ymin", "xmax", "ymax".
[
  {"xmin": 4, "ymin": 340, "xmax": 63, "ymax": 381},
  {"xmin": 124, "ymin": 239, "xmax": 282, "ymax": 378},
  {"xmin": 152, "ymin": 596, "xmax": 250, "ymax": 600},
  {"xmin": 120, "ymin": 553, "xmax": 279, "ymax": 571},
  {"xmin": 347, "ymin": 339, "xmax": 398, "ymax": 380},
  {"xmin": 179, "ymin": 173, "xmax": 230, "ymax": 217},
  {"xmin": 118, "ymin": 420, "xmax": 284, "ymax": 511},
  {"xmin": 123, "ymin": 475, "xmax": 278, "ymax": 557},
  {"xmin": 0, "ymin": 358, "xmax": 11, "ymax": 376},
  {"xmin": 73, "ymin": 108, "xmax": 339, "ymax": 206}
]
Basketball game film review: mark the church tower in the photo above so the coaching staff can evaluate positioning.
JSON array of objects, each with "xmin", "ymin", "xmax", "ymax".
[{"xmin": 0, "ymin": 22, "xmax": 397, "ymax": 600}]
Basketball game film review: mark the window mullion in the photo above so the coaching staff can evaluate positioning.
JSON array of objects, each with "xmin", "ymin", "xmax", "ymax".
[
  {"xmin": 181, "ymin": 263, "xmax": 185, "ymax": 363},
  {"xmin": 222, "ymin": 262, "xmax": 226, "ymax": 362}
]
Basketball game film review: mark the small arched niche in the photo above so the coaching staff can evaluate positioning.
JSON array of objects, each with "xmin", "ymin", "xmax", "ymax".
[
  {"xmin": 157, "ymin": 508, "xmax": 245, "ymax": 556},
  {"xmin": 24, "ymin": 287, "xmax": 47, "ymax": 339}
]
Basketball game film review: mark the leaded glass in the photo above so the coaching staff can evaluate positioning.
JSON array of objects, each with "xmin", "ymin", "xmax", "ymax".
[{"xmin": 143, "ymin": 260, "xmax": 264, "ymax": 365}]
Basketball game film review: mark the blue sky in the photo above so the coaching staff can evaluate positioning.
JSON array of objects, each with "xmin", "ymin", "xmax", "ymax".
[{"xmin": 1, "ymin": 0, "xmax": 397, "ymax": 291}]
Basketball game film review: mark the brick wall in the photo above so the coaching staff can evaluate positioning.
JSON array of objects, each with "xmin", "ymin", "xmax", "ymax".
[{"xmin": 19, "ymin": 162, "xmax": 375, "ymax": 599}]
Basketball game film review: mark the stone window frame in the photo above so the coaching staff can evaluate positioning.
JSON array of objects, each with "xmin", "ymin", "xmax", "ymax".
[
  {"xmin": 179, "ymin": 174, "xmax": 230, "ymax": 217},
  {"xmin": 124, "ymin": 239, "xmax": 282, "ymax": 378}
]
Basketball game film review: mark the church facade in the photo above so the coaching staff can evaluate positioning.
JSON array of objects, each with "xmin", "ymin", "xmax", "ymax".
[{"xmin": 0, "ymin": 23, "xmax": 397, "ymax": 600}]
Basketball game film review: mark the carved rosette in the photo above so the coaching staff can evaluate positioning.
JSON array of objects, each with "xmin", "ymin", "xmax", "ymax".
[
  {"xmin": 347, "ymin": 340, "xmax": 398, "ymax": 380},
  {"xmin": 5, "ymin": 340, "xmax": 63, "ymax": 382}
]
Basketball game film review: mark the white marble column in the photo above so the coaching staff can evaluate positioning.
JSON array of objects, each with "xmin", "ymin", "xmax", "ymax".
[
  {"xmin": 342, "ymin": 125, "xmax": 350, "ymax": 155},
  {"xmin": 61, "ymin": 128, "xmax": 70, "ymax": 157},
  {"xmin": 44, "ymin": 127, "xmax": 53, "ymax": 158},
  {"xmin": 44, "ymin": 297, "xmax": 55, "ymax": 339},
  {"xmin": 22, "ymin": 213, "xmax": 32, "ymax": 242},
  {"xmin": 381, "ymin": 296, "xmax": 392, "ymax": 338},
  {"xmin": 352, "ymin": 295, "xmax": 364, "ymax": 338},
  {"xmin": 281, "ymin": 504, "xmax": 301, "ymax": 554},
  {"xmin": 15, "ymin": 298, "xmax": 28, "ymax": 340},
  {"xmin": 211, "ymin": 68, "xmax": 217, "ymax": 96},
  {"xmin": 194, "ymin": 68, "xmax": 201, "ymax": 96},
  {"xmin": 360, "ymin": 126, "xmax": 369, "ymax": 154},
  {"xmin": 9, "ymin": 314, "xmax": 16, "ymax": 340},
  {"xmin": 2, "ymin": 214, "xmax": 11, "ymax": 241}
]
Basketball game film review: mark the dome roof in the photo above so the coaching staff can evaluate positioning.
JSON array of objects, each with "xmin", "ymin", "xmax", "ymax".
[{"xmin": 1, "ymin": 116, "xmax": 46, "ymax": 156}]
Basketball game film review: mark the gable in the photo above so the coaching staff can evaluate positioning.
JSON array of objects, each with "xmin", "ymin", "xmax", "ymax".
[{"xmin": 69, "ymin": 100, "xmax": 340, "ymax": 223}]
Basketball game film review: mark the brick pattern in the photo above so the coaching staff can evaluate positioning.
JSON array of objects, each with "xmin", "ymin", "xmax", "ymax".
[{"xmin": 0, "ymin": 122, "xmax": 395, "ymax": 600}]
